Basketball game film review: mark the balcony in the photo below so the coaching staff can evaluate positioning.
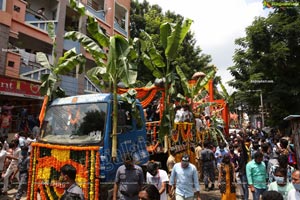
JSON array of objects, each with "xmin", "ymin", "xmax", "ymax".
[
  {"xmin": 25, "ymin": 8, "xmax": 58, "ymax": 33},
  {"xmin": 63, "ymin": 38, "xmax": 80, "ymax": 54},
  {"xmin": 84, "ymin": 76, "xmax": 101, "ymax": 94},
  {"xmin": 86, "ymin": 6, "xmax": 105, "ymax": 22},
  {"xmin": 114, "ymin": 20, "xmax": 127, "ymax": 36}
]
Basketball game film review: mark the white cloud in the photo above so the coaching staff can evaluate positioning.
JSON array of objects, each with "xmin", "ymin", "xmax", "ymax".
[{"xmin": 137, "ymin": 0, "xmax": 271, "ymax": 91}]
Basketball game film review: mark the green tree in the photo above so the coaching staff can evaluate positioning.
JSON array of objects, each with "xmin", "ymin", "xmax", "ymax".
[
  {"xmin": 137, "ymin": 19, "xmax": 193, "ymax": 138},
  {"xmin": 130, "ymin": 0, "xmax": 211, "ymax": 87},
  {"xmin": 44, "ymin": 0, "xmax": 139, "ymax": 159},
  {"xmin": 229, "ymin": 8, "xmax": 300, "ymax": 128}
]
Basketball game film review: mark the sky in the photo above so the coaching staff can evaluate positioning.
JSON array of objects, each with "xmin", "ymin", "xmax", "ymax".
[{"xmin": 138, "ymin": 0, "xmax": 272, "ymax": 93}]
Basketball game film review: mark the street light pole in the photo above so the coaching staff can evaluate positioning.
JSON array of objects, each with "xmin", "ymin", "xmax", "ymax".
[{"xmin": 259, "ymin": 90, "xmax": 264, "ymax": 128}]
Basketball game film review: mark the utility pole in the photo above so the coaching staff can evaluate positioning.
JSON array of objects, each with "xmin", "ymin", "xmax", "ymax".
[
  {"xmin": 247, "ymin": 90, "xmax": 264, "ymax": 128},
  {"xmin": 259, "ymin": 90, "xmax": 264, "ymax": 128}
]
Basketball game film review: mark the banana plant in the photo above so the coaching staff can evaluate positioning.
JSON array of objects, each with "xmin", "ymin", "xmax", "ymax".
[
  {"xmin": 36, "ymin": 22, "xmax": 86, "ymax": 124},
  {"xmin": 66, "ymin": 0, "xmax": 138, "ymax": 159},
  {"xmin": 138, "ymin": 19, "xmax": 193, "ymax": 138},
  {"xmin": 176, "ymin": 66, "xmax": 216, "ymax": 112},
  {"xmin": 36, "ymin": 22, "xmax": 86, "ymax": 100}
]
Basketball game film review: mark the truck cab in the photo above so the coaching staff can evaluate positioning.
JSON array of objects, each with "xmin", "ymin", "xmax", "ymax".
[{"xmin": 28, "ymin": 93, "xmax": 149, "ymax": 199}]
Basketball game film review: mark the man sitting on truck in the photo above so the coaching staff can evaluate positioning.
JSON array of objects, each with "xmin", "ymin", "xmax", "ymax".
[{"xmin": 113, "ymin": 153, "xmax": 144, "ymax": 200}]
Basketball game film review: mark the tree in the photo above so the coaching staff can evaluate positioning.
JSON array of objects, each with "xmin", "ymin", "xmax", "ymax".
[
  {"xmin": 36, "ymin": 22, "xmax": 86, "ymax": 124},
  {"xmin": 130, "ymin": 0, "xmax": 212, "ymax": 87},
  {"xmin": 229, "ymin": 8, "xmax": 300, "ymax": 128},
  {"xmin": 137, "ymin": 19, "xmax": 193, "ymax": 138},
  {"xmin": 41, "ymin": 0, "xmax": 139, "ymax": 159},
  {"xmin": 37, "ymin": 23, "xmax": 86, "ymax": 100}
]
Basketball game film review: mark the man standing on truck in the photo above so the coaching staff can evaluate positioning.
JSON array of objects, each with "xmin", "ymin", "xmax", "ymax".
[{"xmin": 113, "ymin": 153, "xmax": 144, "ymax": 200}]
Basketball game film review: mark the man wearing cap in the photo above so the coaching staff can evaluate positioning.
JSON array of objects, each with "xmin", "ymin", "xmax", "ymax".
[
  {"xmin": 113, "ymin": 153, "xmax": 144, "ymax": 200},
  {"xmin": 146, "ymin": 161, "xmax": 169, "ymax": 200},
  {"xmin": 169, "ymin": 154, "xmax": 201, "ymax": 200}
]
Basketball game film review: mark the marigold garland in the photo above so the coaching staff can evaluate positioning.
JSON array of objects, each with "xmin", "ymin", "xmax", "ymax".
[
  {"xmin": 171, "ymin": 130, "xmax": 179, "ymax": 143},
  {"xmin": 28, "ymin": 143, "xmax": 100, "ymax": 200},
  {"xmin": 95, "ymin": 151, "xmax": 100, "ymax": 198},
  {"xmin": 90, "ymin": 150, "xmax": 95, "ymax": 199}
]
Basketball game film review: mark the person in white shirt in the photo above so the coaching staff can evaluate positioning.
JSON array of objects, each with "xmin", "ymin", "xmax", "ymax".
[
  {"xmin": 146, "ymin": 161, "xmax": 169, "ymax": 200},
  {"xmin": 2, "ymin": 139, "xmax": 21, "ymax": 194},
  {"xmin": 174, "ymin": 106, "xmax": 183, "ymax": 123},
  {"xmin": 288, "ymin": 170, "xmax": 300, "ymax": 200},
  {"xmin": 0, "ymin": 142, "xmax": 7, "ymax": 173},
  {"xmin": 268, "ymin": 167, "xmax": 294, "ymax": 200}
]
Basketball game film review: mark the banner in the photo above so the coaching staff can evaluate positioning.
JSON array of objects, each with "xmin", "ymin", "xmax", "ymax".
[{"xmin": 0, "ymin": 76, "xmax": 42, "ymax": 99}]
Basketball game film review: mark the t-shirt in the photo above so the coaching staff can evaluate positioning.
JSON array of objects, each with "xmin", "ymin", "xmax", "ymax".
[
  {"xmin": 287, "ymin": 189, "xmax": 300, "ymax": 200},
  {"xmin": 115, "ymin": 164, "xmax": 144, "ymax": 200},
  {"xmin": 146, "ymin": 169, "xmax": 169, "ymax": 200},
  {"xmin": 268, "ymin": 182, "xmax": 294, "ymax": 200},
  {"xmin": 11, "ymin": 147, "xmax": 21, "ymax": 166},
  {"xmin": 61, "ymin": 183, "xmax": 84, "ymax": 200}
]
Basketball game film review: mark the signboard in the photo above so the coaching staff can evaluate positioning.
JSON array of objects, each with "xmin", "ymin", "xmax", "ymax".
[{"xmin": 0, "ymin": 76, "xmax": 42, "ymax": 99}]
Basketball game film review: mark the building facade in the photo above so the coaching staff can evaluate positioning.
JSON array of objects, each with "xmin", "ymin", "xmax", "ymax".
[{"xmin": 0, "ymin": 0, "xmax": 130, "ymax": 132}]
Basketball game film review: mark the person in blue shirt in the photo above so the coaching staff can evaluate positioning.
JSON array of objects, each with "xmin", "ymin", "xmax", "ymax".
[
  {"xmin": 215, "ymin": 142, "xmax": 228, "ymax": 169},
  {"xmin": 246, "ymin": 151, "xmax": 267, "ymax": 200},
  {"xmin": 169, "ymin": 154, "xmax": 201, "ymax": 200}
]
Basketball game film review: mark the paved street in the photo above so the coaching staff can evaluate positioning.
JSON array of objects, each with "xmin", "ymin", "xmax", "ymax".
[{"xmin": 3, "ymin": 182, "xmax": 255, "ymax": 200}]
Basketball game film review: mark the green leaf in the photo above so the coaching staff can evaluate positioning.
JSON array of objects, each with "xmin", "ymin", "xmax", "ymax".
[
  {"xmin": 47, "ymin": 22, "xmax": 56, "ymax": 41},
  {"xmin": 69, "ymin": 0, "xmax": 86, "ymax": 16},
  {"xmin": 165, "ymin": 19, "xmax": 193, "ymax": 60},
  {"xmin": 194, "ymin": 68, "xmax": 216, "ymax": 94},
  {"xmin": 160, "ymin": 22, "xmax": 171, "ymax": 49},
  {"xmin": 176, "ymin": 65, "xmax": 190, "ymax": 97},
  {"xmin": 36, "ymin": 52, "xmax": 51, "ymax": 69},
  {"xmin": 87, "ymin": 16, "xmax": 110, "ymax": 47},
  {"xmin": 64, "ymin": 31, "xmax": 106, "ymax": 66},
  {"xmin": 55, "ymin": 49, "xmax": 86, "ymax": 75}
]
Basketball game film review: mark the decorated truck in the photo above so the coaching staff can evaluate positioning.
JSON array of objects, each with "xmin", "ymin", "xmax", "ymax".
[{"xmin": 27, "ymin": 93, "xmax": 149, "ymax": 199}]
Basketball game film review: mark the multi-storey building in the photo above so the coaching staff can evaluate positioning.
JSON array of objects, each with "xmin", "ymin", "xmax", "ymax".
[{"xmin": 0, "ymin": 0, "xmax": 130, "ymax": 132}]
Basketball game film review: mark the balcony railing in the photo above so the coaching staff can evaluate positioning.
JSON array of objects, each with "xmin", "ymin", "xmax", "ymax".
[
  {"xmin": 25, "ymin": 9, "xmax": 58, "ymax": 33},
  {"xmin": 20, "ymin": 67, "xmax": 50, "ymax": 82},
  {"xmin": 85, "ymin": 6, "xmax": 105, "ymax": 22},
  {"xmin": 84, "ymin": 76, "xmax": 101, "ymax": 94},
  {"xmin": 114, "ymin": 20, "xmax": 127, "ymax": 36}
]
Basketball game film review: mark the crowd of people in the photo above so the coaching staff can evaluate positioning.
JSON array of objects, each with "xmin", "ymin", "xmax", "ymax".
[
  {"xmin": 191, "ymin": 128, "xmax": 300, "ymax": 200},
  {"xmin": 112, "ymin": 127, "xmax": 300, "ymax": 200}
]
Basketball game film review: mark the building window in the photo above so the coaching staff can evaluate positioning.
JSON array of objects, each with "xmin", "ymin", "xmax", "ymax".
[{"xmin": 8, "ymin": 61, "xmax": 15, "ymax": 67}]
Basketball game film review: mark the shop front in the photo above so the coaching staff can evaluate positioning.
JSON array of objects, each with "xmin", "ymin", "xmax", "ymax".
[{"xmin": 0, "ymin": 76, "xmax": 42, "ymax": 133}]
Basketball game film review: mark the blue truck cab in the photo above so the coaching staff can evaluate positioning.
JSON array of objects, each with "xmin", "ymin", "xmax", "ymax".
[{"xmin": 28, "ymin": 93, "xmax": 149, "ymax": 199}]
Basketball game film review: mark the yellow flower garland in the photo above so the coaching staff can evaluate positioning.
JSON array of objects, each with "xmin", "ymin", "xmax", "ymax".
[
  {"xmin": 28, "ymin": 143, "xmax": 100, "ymax": 200},
  {"xmin": 90, "ymin": 150, "xmax": 95, "ymax": 199}
]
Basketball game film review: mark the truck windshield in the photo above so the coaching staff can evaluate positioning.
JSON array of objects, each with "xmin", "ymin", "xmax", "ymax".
[{"xmin": 40, "ymin": 103, "xmax": 107, "ymax": 145}]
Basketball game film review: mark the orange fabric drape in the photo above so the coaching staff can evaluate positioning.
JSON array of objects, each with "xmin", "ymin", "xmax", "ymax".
[
  {"xmin": 39, "ymin": 95, "xmax": 49, "ymax": 127},
  {"xmin": 117, "ymin": 86, "xmax": 164, "ymax": 108}
]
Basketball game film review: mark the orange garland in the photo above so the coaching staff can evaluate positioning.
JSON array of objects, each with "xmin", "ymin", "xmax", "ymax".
[
  {"xmin": 28, "ymin": 143, "xmax": 100, "ymax": 200},
  {"xmin": 95, "ymin": 151, "xmax": 100, "ymax": 198},
  {"xmin": 31, "ymin": 142, "xmax": 100, "ymax": 151}
]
